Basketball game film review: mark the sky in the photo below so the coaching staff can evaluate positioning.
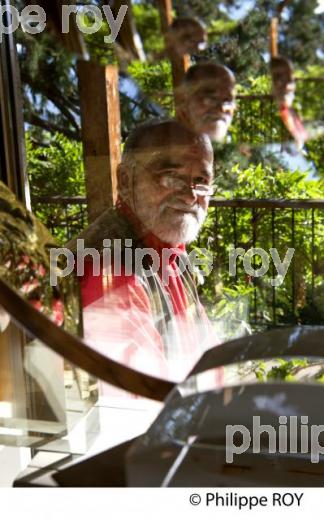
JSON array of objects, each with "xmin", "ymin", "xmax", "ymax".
[
  {"xmin": 219, "ymin": 1, "xmax": 256, "ymax": 20},
  {"xmin": 315, "ymin": 0, "xmax": 324, "ymax": 14}
]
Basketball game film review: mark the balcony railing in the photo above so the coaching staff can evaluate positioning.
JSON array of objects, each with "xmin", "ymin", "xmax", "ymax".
[
  {"xmin": 232, "ymin": 77, "xmax": 324, "ymax": 145},
  {"xmin": 32, "ymin": 195, "xmax": 88, "ymax": 243},
  {"xmin": 205, "ymin": 198, "xmax": 324, "ymax": 328},
  {"xmin": 31, "ymin": 196, "xmax": 324, "ymax": 329}
]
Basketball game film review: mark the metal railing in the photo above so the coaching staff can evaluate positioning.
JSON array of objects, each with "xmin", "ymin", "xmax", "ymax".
[
  {"xmin": 232, "ymin": 77, "xmax": 324, "ymax": 145},
  {"xmin": 32, "ymin": 195, "xmax": 88, "ymax": 243},
  {"xmin": 204, "ymin": 198, "xmax": 324, "ymax": 328},
  {"xmin": 31, "ymin": 195, "xmax": 324, "ymax": 329}
]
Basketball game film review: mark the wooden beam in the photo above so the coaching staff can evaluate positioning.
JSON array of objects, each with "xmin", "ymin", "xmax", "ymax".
[
  {"xmin": 170, "ymin": 51, "xmax": 191, "ymax": 90},
  {"xmin": 77, "ymin": 62, "xmax": 121, "ymax": 222},
  {"xmin": 270, "ymin": 17, "xmax": 279, "ymax": 57},
  {"xmin": 157, "ymin": 0, "xmax": 190, "ymax": 91},
  {"xmin": 112, "ymin": 0, "xmax": 146, "ymax": 61},
  {"xmin": 0, "ymin": 1, "xmax": 29, "ymax": 207},
  {"xmin": 157, "ymin": 0, "xmax": 173, "ymax": 33}
]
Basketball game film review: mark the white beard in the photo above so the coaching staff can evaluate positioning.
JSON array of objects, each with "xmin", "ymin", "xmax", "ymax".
[
  {"xmin": 156, "ymin": 210, "xmax": 205, "ymax": 244},
  {"xmin": 136, "ymin": 201, "xmax": 207, "ymax": 245},
  {"xmin": 201, "ymin": 117, "xmax": 231, "ymax": 142},
  {"xmin": 210, "ymin": 120, "xmax": 229, "ymax": 142}
]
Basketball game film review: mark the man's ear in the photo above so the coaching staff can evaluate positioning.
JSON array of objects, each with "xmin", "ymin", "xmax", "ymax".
[{"xmin": 117, "ymin": 163, "xmax": 131, "ymax": 200}]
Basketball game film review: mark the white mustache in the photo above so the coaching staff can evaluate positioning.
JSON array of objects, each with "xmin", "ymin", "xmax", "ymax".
[
  {"xmin": 161, "ymin": 202, "xmax": 206, "ymax": 221},
  {"xmin": 204, "ymin": 113, "xmax": 230, "ymax": 123}
]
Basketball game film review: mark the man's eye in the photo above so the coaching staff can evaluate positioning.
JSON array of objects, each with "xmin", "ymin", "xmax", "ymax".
[
  {"xmin": 158, "ymin": 171, "xmax": 180, "ymax": 182},
  {"xmin": 163, "ymin": 170, "xmax": 179, "ymax": 176},
  {"xmin": 194, "ymin": 177, "xmax": 208, "ymax": 185}
]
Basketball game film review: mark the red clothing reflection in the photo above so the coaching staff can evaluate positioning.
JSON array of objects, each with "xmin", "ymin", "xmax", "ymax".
[{"xmin": 77, "ymin": 201, "xmax": 220, "ymax": 385}]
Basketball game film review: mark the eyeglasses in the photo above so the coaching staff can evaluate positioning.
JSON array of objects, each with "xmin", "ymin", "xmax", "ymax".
[
  {"xmin": 201, "ymin": 96, "xmax": 235, "ymax": 110},
  {"xmin": 158, "ymin": 174, "xmax": 214, "ymax": 196}
]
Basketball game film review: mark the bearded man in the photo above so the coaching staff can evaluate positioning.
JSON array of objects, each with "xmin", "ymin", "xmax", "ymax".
[
  {"xmin": 270, "ymin": 56, "xmax": 308, "ymax": 149},
  {"xmin": 165, "ymin": 17, "xmax": 207, "ymax": 57},
  {"xmin": 177, "ymin": 62, "xmax": 236, "ymax": 142},
  {"xmin": 69, "ymin": 120, "xmax": 218, "ymax": 383},
  {"xmin": 270, "ymin": 55, "xmax": 296, "ymax": 108}
]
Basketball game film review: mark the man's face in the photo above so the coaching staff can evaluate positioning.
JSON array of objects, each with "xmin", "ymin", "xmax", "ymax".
[
  {"xmin": 129, "ymin": 142, "xmax": 213, "ymax": 246},
  {"xmin": 168, "ymin": 25, "xmax": 207, "ymax": 56},
  {"xmin": 271, "ymin": 63, "xmax": 296, "ymax": 107},
  {"xmin": 185, "ymin": 78, "xmax": 236, "ymax": 142}
]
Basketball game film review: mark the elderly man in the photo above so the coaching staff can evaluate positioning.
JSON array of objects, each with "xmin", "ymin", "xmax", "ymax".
[
  {"xmin": 71, "ymin": 119, "xmax": 217, "ymax": 382},
  {"xmin": 165, "ymin": 17, "xmax": 207, "ymax": 57},
  {"xmin": 270, "ymin": 55, "xmax": 308, "ymax": 149},
  {"xmin": 177, "ymin": 62, "xmax": 236, "ymax": 142},
  {"xmin": 270, "ymin": 55, "xmax": 296, "ymax": 108}
]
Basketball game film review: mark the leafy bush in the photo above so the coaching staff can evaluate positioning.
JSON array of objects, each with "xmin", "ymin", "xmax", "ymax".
[
  {"xmin": 26, "ymin": 132, "xmax": 87, "ymax": 243},
  {"xmin": 194, "ymin": 163, "xmax": 324, "ymax": 331}
]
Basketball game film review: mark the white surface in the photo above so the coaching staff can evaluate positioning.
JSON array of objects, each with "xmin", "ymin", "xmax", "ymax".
[{"xmin": 0, "ymin": 446, "xmax": 31, "ymax": 487}]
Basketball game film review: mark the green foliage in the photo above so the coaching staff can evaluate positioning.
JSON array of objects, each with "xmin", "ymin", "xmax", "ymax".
[
  {"xmin": 83, "ymin": 22, "xmax": 117, "ymax": 66},
  {"xmin": 26, "ymin": 132, "xmax": 85, "ymax": 198},
  {"xmin": 17, "ymin": 30, "xmax": 80, "ymax": 141},
  {"xmin": 191, "ymin": 0, "xmax": 323, "ymax": 80},
  {"xmin": 195, "ymin": 164, "xmax": 324, "ymax": 330},
  {"xmin": 133, "ymin": 3, "xmax": 165, "ymax": 55},
  {"xmin": 307, "ymin": 136, "xmax": 324, "ymax": 180},
  {"xmin": 221, "ymin": 164, "xmax": 323, "ymax": 199},
  {"xmin": 127, "ymin": 59, "xmax": 174, "ymax": 113},
  {"xmin": 253, "ymin": 358, "xmax": 309, "ymax": 382},
  {"xmin": 26, "ymin": 132, "xmax": 86, "ymax": 244},
  {"xmin": 208, "ymin": 19, "xmax": 238, "ymax": 42}
]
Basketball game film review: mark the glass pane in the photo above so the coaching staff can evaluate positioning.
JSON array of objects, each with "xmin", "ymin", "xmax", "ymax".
[
  {"xmin": 0, "ymin": 180, "xmax": 98, "ymax": 447},
  {"xmin": 127, "ymin": 373, "xmax": 324, "ymax": 486}
]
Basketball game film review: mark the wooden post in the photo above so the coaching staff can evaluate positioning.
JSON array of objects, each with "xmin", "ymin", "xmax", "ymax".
[
  {"xmin": 0, "ymin": 0, "xmax": 29, "ymax": 207},
  {"xmin": 157, "ymin": 0, "xmax": 173, "ymax": 32},
  {"xmin": 112, "ymin": 0, "xmax": 146, "ymax": 61},
  {"xmin": 170, "ymin": 52, "xmax": 191, "ymax": 90},
  {"xmin": 270, "ymin": 17, "xmax": 278, "ymax": 57},
  {"xmin": 157, "ymin": 0, "xmax": 190, "ymax": 91},
  {"xmin": 77, "ymin": 62, "xmax": 121, "ymax": 222}
]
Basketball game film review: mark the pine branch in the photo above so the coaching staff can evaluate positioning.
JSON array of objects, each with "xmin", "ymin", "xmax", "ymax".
[{"xmin": 25, "ymin": 112, "xmax": 81, "ymax": 141}]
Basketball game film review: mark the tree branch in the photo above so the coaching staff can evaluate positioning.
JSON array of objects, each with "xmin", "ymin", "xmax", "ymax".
[{"xmin": 25, "ymin": 112, "xmax": 81, "ymax": 141}]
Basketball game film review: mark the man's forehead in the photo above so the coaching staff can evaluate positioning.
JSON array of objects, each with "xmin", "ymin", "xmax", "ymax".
[
  {"xmin": 190, "ymin": 77, "xmax": 235, "ymax": 94},
  {"xmin": 179, "ymin": 25, "xmax": 205, "ymax": 38},
  {"xmin": 271, "ymin": 61, "xmax": 294, "ymax": 78},
  {"xmin": 134, "ymin": 144, "xmax": 213, "ymax": 169}
]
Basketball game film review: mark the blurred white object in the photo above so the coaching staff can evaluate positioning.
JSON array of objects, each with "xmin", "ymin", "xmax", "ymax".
[{"xmin": 0, "ymin": 306, "xmax": 10, "ymax": 333}]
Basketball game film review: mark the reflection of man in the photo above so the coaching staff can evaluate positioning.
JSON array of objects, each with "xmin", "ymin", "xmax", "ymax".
[
  {"xmin": 177, "ymin": 63, "xmax": 236, "ymax": 142},
  {"xmin": 166, "ymin": 17, "xmax": 207, "ymax": 57},
  {"xmin": 270, "ymin": 56, "xmax": 308, "ymax": 149},
  {"xmin": 270, "ymin": 56, "xmax": 296, "ymax": 108},
  {"xmin": 70, "ymin": 120, "xmax": 218, "ymax": 382}
]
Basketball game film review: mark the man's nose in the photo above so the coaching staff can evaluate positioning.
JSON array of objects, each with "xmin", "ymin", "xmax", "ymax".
[
  {"xmin": 221, "ymin": 101, "xmax": 234, "ymax": 113},
  {"xmin": 176, "ymin": 185, "xmax": 198, "ymax": 205}
]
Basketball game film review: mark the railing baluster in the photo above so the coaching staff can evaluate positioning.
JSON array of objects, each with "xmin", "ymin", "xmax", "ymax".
[
  {"xmin": 311, "ymin": 208, "xmax": 315, "ymax": 304},
  {"xmin": 233, "ymin": 207, "xmax": 238, "ymax": 283},
  {"xmin": 252, "ymin": 207, "xmax": 257, "ymax": 323},
  {"xmin": 291, "ymin": 209, "xmax": 296, "ymax": 319},
  {"xmin": 272, "ymin": 209, "xmax": 276, "ymax": 325},
  {"xmin": 213, "ymin": 206, "xmax": 219, "ymax": 284}
]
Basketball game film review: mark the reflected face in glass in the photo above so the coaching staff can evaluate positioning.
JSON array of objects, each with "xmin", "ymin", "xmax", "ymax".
[
  {"xmin": 168, "ymin": 25, "xmax": 207, "ymax": 56},
  {"xmin": 129, "ymin": 142, "xmax": 214, "ymax": 245},
  {"xmin": 185, "ymin": 79, "xmax": 236, "ymax": 142},
  {"xmin": 271, "ymin": 62, "xmax": 296, "ymax": 107}
]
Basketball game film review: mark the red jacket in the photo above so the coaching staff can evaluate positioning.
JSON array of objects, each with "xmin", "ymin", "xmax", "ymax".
[{"xmin": 75, "ymin": 201, "xmax": 220, "ymax": 392}]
